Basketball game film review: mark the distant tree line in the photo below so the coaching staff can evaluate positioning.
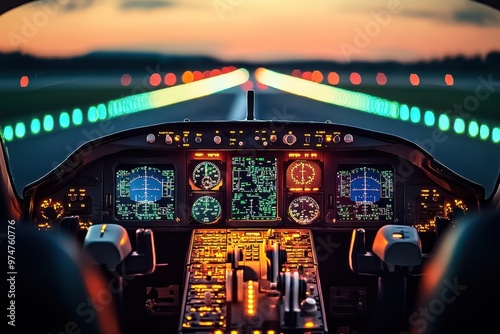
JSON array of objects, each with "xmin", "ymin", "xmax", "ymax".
[{"xmin": 0, "ymin": 50, "xmax": 498, "ymax": 73}]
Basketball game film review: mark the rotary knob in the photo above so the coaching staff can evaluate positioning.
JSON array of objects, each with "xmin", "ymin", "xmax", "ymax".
[
  {"xmin": 165, "ymin": 134, "xmax": 173, "ymax": 144},
  {"xmin": 283, "ymin": 134, "xmax": 297, "ymax": 146}
]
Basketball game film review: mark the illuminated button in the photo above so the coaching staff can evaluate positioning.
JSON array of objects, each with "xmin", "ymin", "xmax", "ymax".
[
  {"xmin": 195, "ymin": 136, "xmax": 202, "ymax": 143},
  {"xmin": 333, "ymin": 135, "xmax": 341, "ymax": 143},
  {"xmin": 238, "ymin": 141, "xmax": 244, "ymax": 146},
  {"xmin": 146, "ymin": 134, "xmax": 155, "ymax": 143},
  {"xmin": 283, "ymin": 134, "xmax": 297, "ymax": 145},
  {"xmin": 344, "ymin": 134, "xmax": 354, "ymax": 143},
  {"xmin": 269, "ymin": 134, "xmax": 277, "ymax": 142},
  {"xmin": 255, "ymin": 136, "xmax": 260, "ymax": 141},
  {"xmin": 214, "ymin": 135, "xmax": 222, "ymax": 144},
  {"xmin": 165, "ymin": 134, "xmax": 173, "ymax": 144}
]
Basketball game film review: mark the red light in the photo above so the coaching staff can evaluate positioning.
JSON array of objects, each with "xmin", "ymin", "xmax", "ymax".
[
  {"xmin": 121, "ymin": 74, "xmax": 132, "ymax": 86},
  {"xmin": 256, "ymin": 82, "xmax": 268, "ymax": 90},
  {"xmin": 20, "ymin": 75, "xmax": 29, "ymax": 88},
  {"xmin": 350, "ymin": 72, "xmax": 361, "ymax": 85},
  {"xmin": 327, "ymin": 72, "xmax": 339, "ymax": 85},
  {"xmin": 311, "ymin": 70, "xmax": 323, "ymax": 83},
  {"xmin": 193, "ymin": 71, "xmax": 203, "ymax": 81},
  {"xmin": 376, "ymin": 73, "xmax": 387, "ymax": 85},
  {"xmin": 410, "ymin": 73, "xmax": 420, "ymax": 86},
  {"xmin": 164, "ymin": 73, "xmax": 176, "ymax": 86},
  {"xmin": 149, "ymin": 73, "xmax": 162, "ymax": 87},
  {"xmin": 203, "ymin": 70, "xmax": 211, "ymax": 78},
  {"xmin": 241, "ymin": 81, "xmax": 254, "ymax": 91},
  {"xmin": 292, "ymin": 69, "xmax": 302, "ymax": 77},
  {"xmin": 210, "ymin": 69, "xmax": 221, "ymax": 77},
  {"xmin": 445, "ymin": 74, "xmax": 454, "ymax": 86},
  {"xmin": 302, "ymin": 71, "xmax": 312, "ymax": 81}
]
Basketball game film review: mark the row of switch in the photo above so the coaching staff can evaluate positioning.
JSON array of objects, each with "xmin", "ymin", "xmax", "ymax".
[{"xmin": 146, "ymin": 133, "xmax": 354, "ymax": 146}]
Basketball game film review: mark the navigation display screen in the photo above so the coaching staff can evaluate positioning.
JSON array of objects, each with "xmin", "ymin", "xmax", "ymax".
[
  {"xmin": 336, "ymin": 165, "xmax": 394, "ymax": 221},
  {"xmin": 115, "ymin": 164, "xmax": 175, "ymax": 220},
  {"xmin": 231, "ymin": 156, "xmax": 278, "ymax": 221}
]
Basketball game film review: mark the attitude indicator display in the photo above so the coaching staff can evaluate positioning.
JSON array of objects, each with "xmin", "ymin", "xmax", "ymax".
[
  {"xmin": 231, "ymin": 156, "xmax": 277, "ymax": 221},
  {"xmin": 336, "ymin": 165, "xmax": 393, "ymax": 221},
  {"xmin": 115, "ymin": 164, "xmax": 175, "ymax": 220}
]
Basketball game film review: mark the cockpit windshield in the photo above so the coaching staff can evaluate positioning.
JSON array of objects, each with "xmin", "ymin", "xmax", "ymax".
[{"xmin": 1, "ymin": 0, "xmax": 499, "ymax": 196}]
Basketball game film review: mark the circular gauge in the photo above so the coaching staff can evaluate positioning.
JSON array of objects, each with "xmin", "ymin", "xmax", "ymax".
[
  {"xmin": 191, "ymin": 195, "xmax": 222, "ymax": 224},
  {"xmin": 129, "ymin": 166, "xmax": 164, "ymax": 203},
  {"xmin": 192, "ymin": 161, "xmax": 222, "ymax": 190},
  {"xmin": 290, "ymin": 161, "xmax": 316, "ymax": 185},
  {"xmin": 286, "ymin": 160, "xmax": 321, "ymax": 190},
  {"xmin": 40, "ymin": 199, "xmax": 63, "ymax": 220},
  {"xmin": 288, "ymin": 196, "xmax": 320, "ymax": 225}
]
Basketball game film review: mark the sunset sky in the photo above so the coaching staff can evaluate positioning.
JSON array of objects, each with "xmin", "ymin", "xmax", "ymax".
[{"xmin": 1, "ymin": 0, "xmax": 499, "ymax": 62}]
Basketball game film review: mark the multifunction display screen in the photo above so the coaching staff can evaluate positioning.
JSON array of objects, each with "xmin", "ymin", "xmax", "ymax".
[
  {"xmin": 231, "ymin": 156, "xmax": 278, "ymax": 221},
  {"xmin": 336, "ymin": 165, "xmax": 394, "ymax": 221},
  {"xmin": 115, "ymin": 164, "xmax": 175, "ymax": 220}
]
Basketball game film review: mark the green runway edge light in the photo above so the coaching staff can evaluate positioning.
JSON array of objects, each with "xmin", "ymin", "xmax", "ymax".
[
  {"xmin": 0, "ymin": 68, "xmax": 249, "ymax": 142},
  {"xmin": 254, "ymin": 68, "xmax": 499, "ymax": 145},
  {"xmin": 59, "ymin": 112, "xmax": 70, "ymax": 129}
]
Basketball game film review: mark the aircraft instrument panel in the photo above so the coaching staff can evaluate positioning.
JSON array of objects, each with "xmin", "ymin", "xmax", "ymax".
[{"xmin": 28, "ymin": 121, "xmax": 479, "ymax": 234}]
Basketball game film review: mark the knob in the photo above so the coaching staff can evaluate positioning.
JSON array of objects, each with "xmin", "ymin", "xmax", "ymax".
[
  {"xmin": 344, "ymin": 134, "xmax": 354, "ymax": 143},
  {"xmin": 283, "ymin": 134, "xmax": 297, "ymax": 146},
  {"xmin": 146, "ymin": 134, "xmax": 155, "ymax": 143},
  {"xmin": 213, "ymin": 136, "xmax": 222, "ymax": 145},
  {"xmin": 333, "ymin": 135, "xmax": 341, "ymax": 143},
  {"xmin": 165, "ymin": 135, "xmax": 173, "ymax": 144},
  {"xmin": 301, "ymin": 297, "xmax": 317, "ymax": 313},
  {"xmin": 195, "ymin": 136, "xmax": 202, "ymax": 143},
  {"xmin": 270, "ymin": 134, "xmax": 277, "ymax": 142}
]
